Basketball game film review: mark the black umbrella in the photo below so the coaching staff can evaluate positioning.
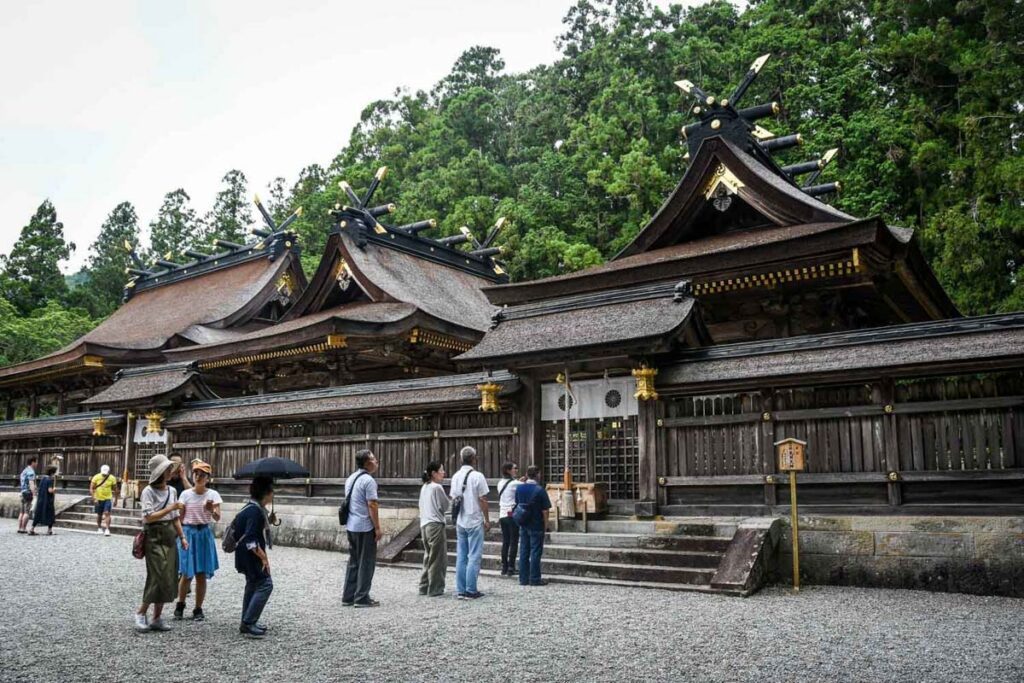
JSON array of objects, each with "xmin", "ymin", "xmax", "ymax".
[{"xmin": 233, "ymin": 456, "xmax": 310, "ymax": 480}]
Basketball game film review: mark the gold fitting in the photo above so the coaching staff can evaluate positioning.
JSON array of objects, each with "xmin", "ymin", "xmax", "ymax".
[
  {"xmin": 82, "ymin": 355, "xmax": 104, "ymax": 368},
  {"xmin": 705, "ymin": 95, "xmax": 715, "ymax": 106},
  {"xmin": 771, "ymin": 101, "xmax": 780, "ymax": 115},
  {"xmin": 477, "ymin": 382, "xmax": 501, "ymax": 412},
  {"xmin": 657, "ymin": 476, "xmax": 667, "ymax": 486},
  {"xmin": 884, "ymin": 404, "xmax": 894, "ymax": 413},
  {"xmin": 296, "ymin": 206, "xmax": 304, "ymax": 217},
  {"xmin": 692, "ymin": 106, "xmax": 702, "ymax": 116},
  {"xmin": 375, "ymin": 166, "xmax": 388, "ymax": 181},
  {"xmin": 721, "ymin": 98, "xmax": 729, "ymax": 107},
  {"xmin": 91, "ymin": 416, "xmax": 107, "ymax": 437},
  {"xmin": 632, "ymin": 365, "xmax": 659, "ymax": 401},
  {"xmin": 710, "ymin": 119, "xmax": 721, "ymax": 130},
  {"xmin": 325, "ymin": 334, "xmax": 347, "ymax": 349},
  {"xmin": 834, "ymin": 181, "xmax": 842, "ymax": 193},
  {"xmin": 765, "ymin": 475, "xmax": 777, "ymax": 484},
  {"xmin": 386, "ymin": 203, "xmax": 396, "ymax": 213},
  {"xmin": 254, "ymin": 193, "xmax": 262, "ymax": 205},
  {"xmin": 144, "ymin": 411, "xmax": 164, "ymax": 433},
  {"xmin": 762, "ymin": 412, "xmax": 772, "ymax": 421},
  {"xmin": 888, "ymin": 471, "xmax": 900, "ymax": 481},
  {"xmin": 795, "ymin": 133, "xmax": 804, "ymax": 145}
]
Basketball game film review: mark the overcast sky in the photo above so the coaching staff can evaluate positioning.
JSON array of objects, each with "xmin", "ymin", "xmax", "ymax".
[{"xmin": 0, "ymin": 0, "xmax": 691, "ymax": 273}]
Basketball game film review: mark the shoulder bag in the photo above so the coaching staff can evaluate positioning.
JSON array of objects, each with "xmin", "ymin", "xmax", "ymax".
[
  {"xmin": 337, "ymin": 471, "xmax": 369, "ymax": 526},
  {"xmin": 450, "ymin": 468, "xmax": 473, "ymax": 524},
  {"xmin": 133, "ymin": 490, "xmax": 171, "ymax": 560}
]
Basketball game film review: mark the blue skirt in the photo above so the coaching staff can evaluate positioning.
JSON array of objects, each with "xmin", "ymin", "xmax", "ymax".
[{"xmin": 178, "ymin": 524, "xmax": 220, "ymax": 579}]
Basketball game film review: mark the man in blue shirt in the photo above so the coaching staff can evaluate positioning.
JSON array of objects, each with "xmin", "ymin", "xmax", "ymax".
[
  {"xmin": 235, "ymin": 476, "xmax": 274, "ymax": 638},
  {"xmin": 342, "ymin": 449, "xmax": 382, "ymax": 608},
  {"xmin": 17, "ymin": 457, "xmax": 37, "ymax": 534},
  {"xmin": 515, "ymin": 465, "xmax": 552, "ymax": 586}
]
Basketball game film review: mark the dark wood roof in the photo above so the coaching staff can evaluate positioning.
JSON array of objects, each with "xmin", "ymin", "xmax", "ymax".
[
  {"xmin": 0, "ymin": 412, "xmax": 123, "ymax": 439},
  {"xmin": 660, "ymin": 313, "xmax": 1024, "ymax": 391},
  {"xmin": 81, "ymin": 362, "xmax": 216, "ymax": 410},
  {"xmin": 457, "ymin": 282, "xmax": 704, "ymax": 368},
  {"xmin": 286, "ymin": 226, "xmax": 497, "ymax": 333},
  {"xmin": 0, "ymin": 244, "xmax": 303, "ymax": 383},
  {"xmin": 165, "ymin": 371, "xmax": 518, "ymax": 427}
]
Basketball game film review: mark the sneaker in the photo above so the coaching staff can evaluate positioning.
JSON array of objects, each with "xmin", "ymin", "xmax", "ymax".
[
  {"xmin": 96, "ymin": 528, "xmax": 103, "ymax": 535},
  {"xmin": 133, "ymin": 613, "xmax": 150, "ymax": 632},
  {"xmin": 104, "ymin": 529, "xmax": 111, "ymax": 537},
  {"xmin": 456, "ymin": 593, "xmax": 468, "ymax": 600},
  {"xmin": 530, "ymin": 580, "xmax": 550, "ymax": 586},
  {"xmin": 239, "ymin": 622, "xmax": 269, "ymax": 633},
  {"xmin": 464, "ymin": 591, "xmax": 485, "ymax": 600},
  {"xmin": 240, "ymin": 624, "xmax": 267, "ymax": 638},
  {"xmin": 149, "ymin": 618, "xmax": 172, "ymax": 632},
  {"xmin": 173, "ymin": 602, "xmax": 186, "ymax": 620},
  {"xmin": 353, "ymin": 599, "xmax": 380, "ymax": 608},
  {"xmin": 192, "ymin": 608, "xmax": 205, "ymax": 622},
  {"xmin": 341, "ymin": 600, "xmax": 354, "ymax": 607}
]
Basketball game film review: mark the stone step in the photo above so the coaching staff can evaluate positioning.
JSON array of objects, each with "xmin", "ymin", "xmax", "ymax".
[
  {"xmin": 563, "ymin": 518, "xmax": 738, "ymax": 538},
  {"xmin": 398, "ymin": 550, "xmax": 716, "ymax": 585},
  {"xmin": 409, "ymin": 539, "xmax": 722, "ymax": 568},
  {"xmin": 62, "ymin": 508, "xmax": 143, "ymax": 521},
  {"xmin": 54, "ymin": 518, "xmax": 140, "ymax": 536},
  {"xmin": 547, "ymin": 531, "xmax": 732, "ymax": 553},
  {"xmin": 389, "ymin": 563, "xmax": 722, "ymax": 594}
]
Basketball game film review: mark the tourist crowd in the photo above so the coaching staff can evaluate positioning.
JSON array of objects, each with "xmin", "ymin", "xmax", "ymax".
[{"xmin": 13, "ymin": 444, "xmax": 552, "ymax": 638}]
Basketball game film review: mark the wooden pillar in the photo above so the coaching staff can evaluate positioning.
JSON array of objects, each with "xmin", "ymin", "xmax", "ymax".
[
  {"xmin": 636, "ymin": 397, "xmax": 659, "ymax": 516},
  {"xmin": 655, "ymin": 398, "xmax": 668, "ymax": 509},
  {"xmin": 879, "ymin": 380, "xmax": 902, "ymax": 507},
  {"xmin": 430, "ymin": 412, "xmax": 442, "ymax": 462},
  {"xmin": 57, "ymin": 392, "xmax": 66, "ymax": 416},
  {"xmin": 516, "ymin": 374, "xmax": 544, "ymax": 472},
  {"xmin": 28, "ymin": 394, "xmax": 39, "ymax": 418},
  {"xmin": 761, "ymin": 389, "xmax": 777, "ymax": 509},
  {"xmin": 3, "ymin": 399, "xmax": 13, "ymax": 421}
]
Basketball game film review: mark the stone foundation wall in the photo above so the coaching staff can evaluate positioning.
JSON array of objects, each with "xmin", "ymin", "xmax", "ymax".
[
  {"xmin": 0, "ymin": 492, "xmax": 84, "ymax": 520},
  {"xmin": 776, "ymin": 516, "xmax": 1024, "ymax": 597}
]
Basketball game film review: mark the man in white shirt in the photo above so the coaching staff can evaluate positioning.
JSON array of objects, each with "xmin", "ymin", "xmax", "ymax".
[{"xmin": 449, "ymin": 446, "xmax": 490, "ymax": 599}]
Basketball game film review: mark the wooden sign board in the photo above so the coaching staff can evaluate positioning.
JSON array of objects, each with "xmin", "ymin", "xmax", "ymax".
[{"xmin": 775, "ymin": 438, "xmax": 807, "ymax": 472}]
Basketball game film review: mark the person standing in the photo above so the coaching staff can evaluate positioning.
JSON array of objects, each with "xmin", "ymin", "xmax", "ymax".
[
  {"xmin": 515, "ymin": 465, "xmax": 552, "ymax": 587},
  {"xmin": 418, "ymin": 461, "xmax": 449, "ymax": 597},
  {"xmin": 28, "ymin": 465, "xmax": 58, "ymax": 535},
  {"xmin": 17, "ymin": 457, "xmax": 37, "ymax": 534},
  {"xmin": 342, "ymin": 449, "xmax": 382, "ymax": 608},
  {"xmin": 173, "ymin": 461, "xmax": 222, "ymax": 622},
  {"xmin": 134, "ymin": 455, "xmax": 187, "ymax": 633},
  {"xmin": 497, "ymin": 462, "xmax": 521, "ymax": 577},
  {"xmin": 235, "ymin": 476, "xmax": 274, "ymax": 638},
  {"xmin": 449, "ymin": 446, "xmax": 490, "ymax": 600},
  {"xmin": 90, "ymin": 464, "xmax": 118, "ymax": 536},
  {"xmin": 167, "ymin": 454, "xmax": 191, "ymax": 497}
]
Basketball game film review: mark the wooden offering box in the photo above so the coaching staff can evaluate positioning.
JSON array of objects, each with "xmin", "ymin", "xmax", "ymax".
[{"xmin": 546, "ymin": 482, "xmax": 609, "ymax": 515}]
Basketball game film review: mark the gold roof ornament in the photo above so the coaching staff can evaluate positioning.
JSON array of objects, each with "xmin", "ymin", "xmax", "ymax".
[
  {"xmin": 703, "ymin": 164, "xmax": 745, "ymax": 201},
  {"xmin": 275, "ymin": 272, "xmax": 295, "ymax": 297},
  {"xmin": 632, "ymin": 364, "xmax": 659, "ymax": 401},
  {"xmin": 477, "ymin": 382, "xmax": 501, "ymax": 412},
  {"xmin": 145, "ymin": 411, "xmax": 164, "ymax": 434},
  {"xmin": 91, "ymin": 415, "xmax": 107, "ymax": 437}
]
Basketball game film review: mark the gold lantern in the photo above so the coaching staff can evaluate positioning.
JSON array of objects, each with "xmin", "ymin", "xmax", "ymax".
[
  {"xmin": 632, "ymin": 364, "xmax": 659, "ymax": 401},
  {"xmin": 145, "ymin": 411, "xmax": 164, "ymax": 433},
  {"xmin": 477, "ymin": 382, "xmax": 500, "ymax": 412},
  {"xmin": 91, "ymin": 415, "xmax": 107, "ymax": 436}
]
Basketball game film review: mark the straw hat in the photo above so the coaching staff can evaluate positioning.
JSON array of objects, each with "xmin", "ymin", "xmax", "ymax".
[{"xmin": 148, "ymin": 454, "xmax": 175, "ymax": 484}]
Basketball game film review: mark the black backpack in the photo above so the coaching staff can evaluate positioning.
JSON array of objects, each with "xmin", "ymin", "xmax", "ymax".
[
  {"xmin": 222, "ymin": 502, "xmax": 256, "ymax": 554},
  {"xmin": 338, "ymin": 471, "xmax": 368, "ymax": 526},
  {"xmin": 450, "ymin": 468, "xmax": 473, "ymax": 524}
]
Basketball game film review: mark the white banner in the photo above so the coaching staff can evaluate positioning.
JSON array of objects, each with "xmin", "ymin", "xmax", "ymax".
[
  {"xmin": 134, "ymin": 418, "xmax": 167, "ymax": 444},
  {"xmin": 541, "ymin": 376, "xmax": 637, "ymax": 421}
]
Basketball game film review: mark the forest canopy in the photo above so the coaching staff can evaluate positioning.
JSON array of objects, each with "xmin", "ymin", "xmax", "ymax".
[{"xmin": 1, "ymin": 0, "xmax": 1021, "ymax": 366}]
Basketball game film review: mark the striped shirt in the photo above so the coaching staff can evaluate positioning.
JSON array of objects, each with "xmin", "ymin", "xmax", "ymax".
[{"xmin": 179, "ymin": 488, "xmax": 223, "ymax": 525}]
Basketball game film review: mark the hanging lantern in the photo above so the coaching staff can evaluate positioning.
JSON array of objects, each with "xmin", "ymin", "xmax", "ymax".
[
  {"xmin": 91, "ymin": 415, "xmax": 107, "ymax": 436},
  {"xmin": 145, "ymin": 411, "xmax": 164, "ymax": 433},
  {"xmin": 477, "ymin": 382, "xmax": 501, "ymax": 412},
  {"xmin": 632, "ymin": 364, "xmax": 659, "ymax": 401}
]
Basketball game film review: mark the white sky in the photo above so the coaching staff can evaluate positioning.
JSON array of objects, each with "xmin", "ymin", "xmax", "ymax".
[{"xmin": 0, "ymin": 0, "xmax": 685, "ymax": 273}]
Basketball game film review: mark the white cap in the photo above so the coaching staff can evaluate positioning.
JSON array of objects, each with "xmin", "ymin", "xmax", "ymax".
[{"xmin": 100, "ymin": 465, "xmax": 110, "ymax": 475}]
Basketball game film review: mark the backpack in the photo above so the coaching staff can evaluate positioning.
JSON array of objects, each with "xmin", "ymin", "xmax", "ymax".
[
  {"xmin": 338, "ymin": 471, "xmax": 368, "ymax": 526},
  {"xmin": 222, "ymin": 502, "xmax": 256, "ymax": 554},
  {"xmin": 512, "ymin": 484, "xmax": 536, "ymax": 526}
]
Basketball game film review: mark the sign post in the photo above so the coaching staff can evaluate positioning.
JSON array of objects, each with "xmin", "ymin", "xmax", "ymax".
[{"xmin": 775, "ymin": 438, "xmax": 807, "ymax": 592}]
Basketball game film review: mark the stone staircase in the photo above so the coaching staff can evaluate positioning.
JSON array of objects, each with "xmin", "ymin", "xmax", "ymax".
[
  {"xmin": 393, "ymin": 517, "xmax": 750, "ymax": 594},
  {"xmin": 55, "ymin": 499, "xmax": 144, "ymax": 536}
]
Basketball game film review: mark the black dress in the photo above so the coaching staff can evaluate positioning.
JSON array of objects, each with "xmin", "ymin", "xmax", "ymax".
[{"xmin": 33, "ymin": 475, "xmax": 56, "ymax": 527}]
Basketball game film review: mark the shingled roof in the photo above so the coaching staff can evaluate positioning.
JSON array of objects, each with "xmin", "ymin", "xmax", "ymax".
[
  {"xmin": 458, "ymin": 281, "xmax": 706, "ymax": 369},
  {"xmin": 81, "ymin": 362, "xmax": 217, "ymax": 410},
  {"xmin": 0, "ymin": 412, "xmax": 123, "ymax": 439}
]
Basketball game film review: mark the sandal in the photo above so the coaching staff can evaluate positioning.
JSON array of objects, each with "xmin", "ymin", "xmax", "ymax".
[{"xmin": 28, "ymin": 531, "xmax": 37, "ymax": 536}]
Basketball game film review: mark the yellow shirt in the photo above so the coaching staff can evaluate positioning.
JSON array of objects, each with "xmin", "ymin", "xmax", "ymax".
[{"xmin": 91, "ymin": 473, "xmax": 118, "ymax": 501}]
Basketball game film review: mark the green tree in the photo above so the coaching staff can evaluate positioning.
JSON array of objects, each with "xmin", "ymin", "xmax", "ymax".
[
  {"xmin": 201, "ymin": 170, "xmax": 253, "ymax": 245},
  {"xmin": 148, "ymin": 189, "xmax": 200, "ymax": 260},
  {"xmin": 0, "ymin": 299, "xmax": 97, "ymax": 367},
  {"xmin": 75, "ymin": 202, "xmax": 140, "ymax": 318},
  {"xmin": 0, "ymin": 200, "xmax": 75, "ymax": 315}
]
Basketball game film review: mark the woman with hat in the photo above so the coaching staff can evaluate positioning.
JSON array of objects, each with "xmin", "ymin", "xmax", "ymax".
[
  {"xmin": 134, "ymin": 454, "xmax": 187, "ymax": 633},
  {"xmin": 172, "ymin": 460, "xmax": 222, "ymax": 621}
]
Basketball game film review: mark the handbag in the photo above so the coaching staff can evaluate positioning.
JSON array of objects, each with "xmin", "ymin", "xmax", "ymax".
[
  {"xmin": 338, "ymin": 471, "xmax": 368, "ymax": 526},
  {"xmin": 132, "ymin": 490, "xmax": 171, "ymax": 560},
  {"xmin": 450, "ymin": 467, "xmax": 473, "ymax": 524},
  {"xmin": 512, "ymin": 486, "xmax": 534, "ymax": 526}
]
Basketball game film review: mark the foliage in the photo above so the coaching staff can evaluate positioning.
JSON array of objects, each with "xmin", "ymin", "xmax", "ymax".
[
  {"xmin": 0, "ymin": 299, "xmax": 96, "ymax": 367},
  {"xmin": 148, "ymin": 189, "xmax": 201, "ymax": 261},
  {"xmin": 68, "ymin": 202, "xmax": 141, "ymax": 318},
  {"xmin": 0, "ymin": 200, "xmax": 75, "ymax": 315},
  {"xmin": 200, "ymin": 169, "xmax": 254, "ymax": 245}
]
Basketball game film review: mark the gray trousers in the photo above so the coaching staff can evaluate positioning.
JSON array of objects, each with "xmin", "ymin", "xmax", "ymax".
[
  {"xmin": 418, "ymin": 522, "xmax": 447, "ymax": 596},
  {"xmin": 343, "ymin": 530, "xmax": 377, "ymax": 604}
]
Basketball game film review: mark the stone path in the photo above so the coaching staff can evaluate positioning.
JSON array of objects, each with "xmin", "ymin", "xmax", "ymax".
[{"xmin": 1, "ymin": 518, "xmax": 1021, "ymax": 682}]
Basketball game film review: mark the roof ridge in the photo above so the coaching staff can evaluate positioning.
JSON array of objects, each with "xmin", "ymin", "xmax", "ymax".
[{"xmin": 494, "ymin": 280, "xmax": 693, "ymax": 325}]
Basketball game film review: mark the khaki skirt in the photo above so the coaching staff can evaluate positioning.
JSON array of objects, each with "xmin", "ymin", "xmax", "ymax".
[{"xmin": 143, "ymin": 521, "xmax": 179, "ymax": 604}]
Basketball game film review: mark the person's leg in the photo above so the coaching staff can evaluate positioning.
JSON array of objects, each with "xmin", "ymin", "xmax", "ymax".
[
  {"xmin": 529, "ymin": 528, "xmax": 545, "ymax": 584},
  {"xmin": 499, "ymin": 517, "xmax": 511, "ymax": 573},
  {"xmin": 455, "ymin": 525, "xmax": 468, "ymax": 595},
  {"xmin": 104, "ymin": 502, "xmax": 112, "ymax": 530},
  {"xmin": 342, "ymin": 531, "xmax": 360, "ymax": 603},
  {"xmin": 96, "ymin": 502, "xmax": 103, "ymax": 530},
  {"xmin": 418, "ymin": 526, "xmax": 431, "ymax": 594},
  {"xmin": 354, "ymin": 531, "xmax": 377, "ymax": 603},
  {"xmin": 242, "ymin": 577, "xmax": 255, "ymax": 621},
  {"xmin": 177, "ymin": 575, "xmax": 190, "ymax": 603},
  {"xmin": 195, "ymin": 574, "xmax": 207, "ymax": 610},
  {"xmin": 509, "ymin": 520, "xmax": 519, "ymax": 573},
  {"xmin": 153, "ymin": 603, "xmax": 164, "ymax": 620},
  {"xmin": 242, "ymin": 575, "xmax": 273, "ymax": 626},
  {"xmin": 466, "ymin": 524, "xmax": 484, "ymax": 594},
  {"xmin": 518, "ymin": 528, "xmax": 530, "ymax": 585},
  {"xmin": 425, "ymin": 522, "xmax": 447, "ymax": 595}
]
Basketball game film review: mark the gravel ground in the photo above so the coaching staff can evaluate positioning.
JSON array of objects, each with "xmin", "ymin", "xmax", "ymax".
[{"xmin": 1, "ymin": 517, "xmax": 1021, "ymax": 683}]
